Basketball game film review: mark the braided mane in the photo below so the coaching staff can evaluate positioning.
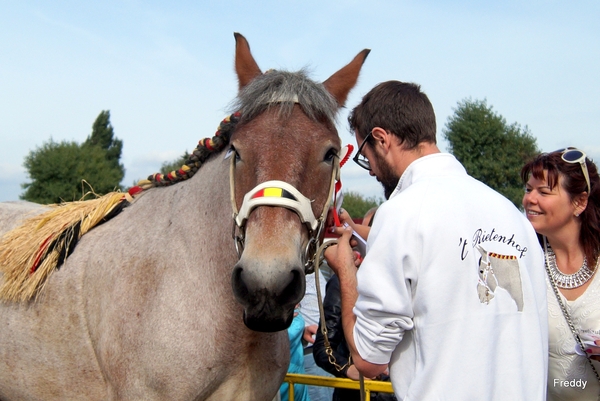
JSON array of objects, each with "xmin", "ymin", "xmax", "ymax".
[
  {"xmin": 134, "ymin": 112, "xmax": 240, "ymax": 189},
  {"xmin": 141, "ymin": 69, "xmax": 338, "ymax": 189}
]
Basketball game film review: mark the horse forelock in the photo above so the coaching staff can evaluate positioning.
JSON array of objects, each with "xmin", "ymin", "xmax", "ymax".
[{"xmin": 230, "ymin": 69, "xmax": 339, "ymax": 125}]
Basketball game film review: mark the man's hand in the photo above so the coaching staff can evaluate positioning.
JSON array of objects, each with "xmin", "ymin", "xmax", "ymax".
[
  {"xmin": 346, "ymin": 364, "xmax": 361, "ymax": 380},
  {"xmin": 324, "ymin": 226, "xmax": 358, "ymax": 277},
  {"xmin": 323, "ymin": 225, "xmax": 389, "ymax": 380},
  {"xmin": 346, "ymin": 364, "xmax": 382, "ymax": 381}
]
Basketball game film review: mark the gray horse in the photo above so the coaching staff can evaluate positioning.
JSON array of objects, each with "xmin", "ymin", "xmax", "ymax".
[
  {"xmin": 476, "ymin": 245, "xmax": 524, "ymax": 311},
  {"xmin": 0, "ymin": 33, "xmax": 369, "ymax": 400}
]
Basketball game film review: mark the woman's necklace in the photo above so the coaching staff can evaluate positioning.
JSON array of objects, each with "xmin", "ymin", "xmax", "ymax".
[{"xmin": 545, "ymin": 239, "xmax": 595, "ymax": 289}]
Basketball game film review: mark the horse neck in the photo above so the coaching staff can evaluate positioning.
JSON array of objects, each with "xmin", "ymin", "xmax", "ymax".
[
  {"xmin": 168, "ymin": 151, "xmax": 233, "ymax": 231},
  {"xmin": 126, "ymin": 150, "xmax": 234, "ymax": 266}
]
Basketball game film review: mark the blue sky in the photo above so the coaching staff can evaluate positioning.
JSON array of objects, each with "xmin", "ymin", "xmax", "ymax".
[{"xmin": 1, "ymin": 1, "xmax": 599, "ymax": 202}]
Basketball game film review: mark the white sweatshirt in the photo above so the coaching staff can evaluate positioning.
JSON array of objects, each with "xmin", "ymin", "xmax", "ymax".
[{"xmin": 353, "ymin": 153, "xmax": 548, "ymax": 400}]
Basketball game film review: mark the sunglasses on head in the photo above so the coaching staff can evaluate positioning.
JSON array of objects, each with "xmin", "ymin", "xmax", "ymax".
[{"xmin": 555, "ymin": 147, "xmax": 591, "ymax": 194}]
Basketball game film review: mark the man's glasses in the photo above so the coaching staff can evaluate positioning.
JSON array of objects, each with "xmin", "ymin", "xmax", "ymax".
[
  {"xmin": 557, "ymin": 148, "xmax": 591, "ymax": 194},
  {"xmin": 353, "ymin": 131, "xmax": 373, "ymax": 171}
]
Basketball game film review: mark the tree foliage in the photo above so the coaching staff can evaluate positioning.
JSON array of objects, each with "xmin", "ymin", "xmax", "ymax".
[
  {"xmin": 21, "ymin": 140, "xmax": 124, "ymax": 203},
  {"xmin": 341, "ymin": 191, "xmax": 382, "ymax": 220},
  {"xmin": 84, "ymin": 110, "xmax": 124, "ymax": 174},
  {"xmin": 443, "ymin": 99, "xmax": 540, "ymax": 208},
  {"xmin": 160, "ymin": 151, "xmax": 190, "ymax": 175},
  {"xmin": 20, "ymin": 111, "xmax": 125, "ymax": 204}
]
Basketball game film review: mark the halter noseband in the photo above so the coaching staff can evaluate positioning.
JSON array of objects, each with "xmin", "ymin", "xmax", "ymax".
[
  {"xmin": 229, "ymin": 148, "xmax": 339, "ymax": 274},
  {"xmin": 234, "ymin": 180, "xmax": 321, "ymax": 231}
]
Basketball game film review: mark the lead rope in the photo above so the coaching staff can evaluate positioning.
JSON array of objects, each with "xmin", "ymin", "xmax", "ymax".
[
  {"xmin": 314, "ymin": 240, "xmax": 367, "ymax": 401},
  {"xmin": 543, "ymin": 237, "xmax": 600, "ymax": 400}
]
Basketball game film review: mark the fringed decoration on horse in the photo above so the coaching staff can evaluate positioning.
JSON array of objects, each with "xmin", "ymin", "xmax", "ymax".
[
  {"xmin": 0, "ymin": 112, "xmax": 241, "ymax": 303},
  {"xmin": 0, "ymin": 192, "xmax": 129, "ymax": 302}
]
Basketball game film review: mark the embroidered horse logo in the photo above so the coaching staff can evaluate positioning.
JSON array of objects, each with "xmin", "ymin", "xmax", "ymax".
[{"xmin": 476, "ymin": 245, "xmax": 524, "ymax": 311}]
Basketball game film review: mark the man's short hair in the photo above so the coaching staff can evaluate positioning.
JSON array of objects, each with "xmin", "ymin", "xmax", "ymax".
[{"xmin": 348, "ymin": 81, "xmax": 437, "ymax": 149}]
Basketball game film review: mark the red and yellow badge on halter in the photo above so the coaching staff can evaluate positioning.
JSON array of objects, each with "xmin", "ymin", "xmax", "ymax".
[
  {"xmin": 234, "ymin": 180, "xmax": 321, "ymax": 231},
  {"xmin": 251, "ymin": 187, "xmax": 296, "ymax": 201}
]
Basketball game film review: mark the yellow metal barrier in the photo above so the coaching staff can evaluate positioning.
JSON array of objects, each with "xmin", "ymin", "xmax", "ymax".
[{"xmin": 283, "ymin": 373, "xmax": 394, "ymax": 401}]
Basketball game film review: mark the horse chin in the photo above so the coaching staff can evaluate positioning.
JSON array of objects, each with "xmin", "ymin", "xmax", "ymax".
[{"xmin": 242, "ymin": 306, "xmax": 295, "ymax": 333}]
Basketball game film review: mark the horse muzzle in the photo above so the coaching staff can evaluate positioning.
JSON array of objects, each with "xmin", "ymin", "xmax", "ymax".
[{"xmin": 231, "ymin": 258, "xmax": 305, "ymax": 332}]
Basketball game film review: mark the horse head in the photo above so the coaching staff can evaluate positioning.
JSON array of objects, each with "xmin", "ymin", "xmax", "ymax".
[{"xmin": 229, "ymin": 33, "xmax": 369, "ymax": 332}]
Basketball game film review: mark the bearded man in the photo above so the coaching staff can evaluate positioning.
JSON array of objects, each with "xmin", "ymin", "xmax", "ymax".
[{"xmin": 325, "ymin": 81, "xmax": 548, "ymax": 400}]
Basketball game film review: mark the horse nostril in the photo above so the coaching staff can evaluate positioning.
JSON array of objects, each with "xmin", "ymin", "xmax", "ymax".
[
  {"xmin": 279, "ymin": 268, "xmax": 304, "ymax": 306},
  {"xmin": 231, "ymin": 265, "xmax": 249, "ymax": 304}
]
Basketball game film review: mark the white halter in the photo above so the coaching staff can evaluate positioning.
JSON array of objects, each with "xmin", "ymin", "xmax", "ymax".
[
  {"xmin": 229, "ymin": 151, "xmax": 339, "ymax": 272},
  {"xmin": 234, "ymin": 180, "xmax": 320, "ymax": 231}
]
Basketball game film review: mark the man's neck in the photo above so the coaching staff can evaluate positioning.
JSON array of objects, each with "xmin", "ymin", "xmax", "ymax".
[{"xmin": 392, "ymin": 141, "xmax": 440, "ymax": 177}]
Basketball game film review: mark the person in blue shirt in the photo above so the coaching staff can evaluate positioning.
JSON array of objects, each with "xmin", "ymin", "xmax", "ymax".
[{"xmin": 279, "ymin": 306, "xmax": 310, "ymax": 401}]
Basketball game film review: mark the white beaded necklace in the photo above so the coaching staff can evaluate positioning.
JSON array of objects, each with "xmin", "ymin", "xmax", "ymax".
[{"xmin": 545, "ymin": 239, "xmax": 595, "ymax": 289}]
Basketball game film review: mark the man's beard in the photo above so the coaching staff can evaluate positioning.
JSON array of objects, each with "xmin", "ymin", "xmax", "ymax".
[{"xmin": 373, "ymin": 152, "xmax": 400, "ymax": 200}]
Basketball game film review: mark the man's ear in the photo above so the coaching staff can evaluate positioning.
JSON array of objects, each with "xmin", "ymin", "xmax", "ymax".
[{"xmin": 370, "ymin": 127, "xmax": 392, "ymax": 153}]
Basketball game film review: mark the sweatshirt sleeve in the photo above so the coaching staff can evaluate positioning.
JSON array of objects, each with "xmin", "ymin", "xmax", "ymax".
[{"xmin": 352, "ymin": 201, "xmax": 418, "ymax": 365}]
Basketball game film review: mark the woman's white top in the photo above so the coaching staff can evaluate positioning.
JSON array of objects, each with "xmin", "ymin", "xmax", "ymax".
[{"xmin": 547, "ymin": 268, "xmax": 600, "ymax": 400}]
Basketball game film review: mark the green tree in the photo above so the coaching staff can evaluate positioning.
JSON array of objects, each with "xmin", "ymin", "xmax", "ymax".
[
  {"xmin": 21, "ymin": 111, "xmax": 126, "ymax": 204},
  {"xmin": 84, "ymin": 110, "xmax": 125, "ymax": 176},
  {"xmin": 443, "ymin": 99, "xmax": 540, "ymax": 208},
  {"xmin": 341, "ymin": 191, "xmax": 382, "ymax": 220},
  {"xmin": 21, "ymin": 140, "xmax": 124, "ymax": 204},
  {"xmin": 160, "ymin": 151, "xmax": 190, "ymax": 175}
]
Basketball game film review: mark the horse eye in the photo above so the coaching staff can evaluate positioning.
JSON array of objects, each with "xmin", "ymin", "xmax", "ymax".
[
  {"xmin": 229, "ymin": 145, "xmax": 241, "ymax": 162},
  {"xmin": 324, "ymin": 148, "xmax": 338, "ymax": 163}
]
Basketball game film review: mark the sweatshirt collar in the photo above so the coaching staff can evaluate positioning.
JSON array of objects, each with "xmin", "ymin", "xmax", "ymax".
[{"xmin": 389, "ymin": 153, "xmax": 466, "ymax": 199}]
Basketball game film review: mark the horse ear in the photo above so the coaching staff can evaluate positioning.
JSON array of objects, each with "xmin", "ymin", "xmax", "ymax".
[
  {"xmin": 234, "ymin": 32, "xmax": 263, "ymax": 90},
  {"xmin": 323, "ymin": 49, "xmax": 371, "ymax": 107}
]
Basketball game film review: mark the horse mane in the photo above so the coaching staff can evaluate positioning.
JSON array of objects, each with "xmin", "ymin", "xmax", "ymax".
[{"xmin": 231, "ymin": 69, "xmax": 339, "ymax": 125}]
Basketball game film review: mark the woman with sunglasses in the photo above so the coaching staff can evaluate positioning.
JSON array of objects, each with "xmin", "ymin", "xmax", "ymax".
[{"xmin": 522, "ymin": 148, "xmax": 600, "ymax": 400}]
